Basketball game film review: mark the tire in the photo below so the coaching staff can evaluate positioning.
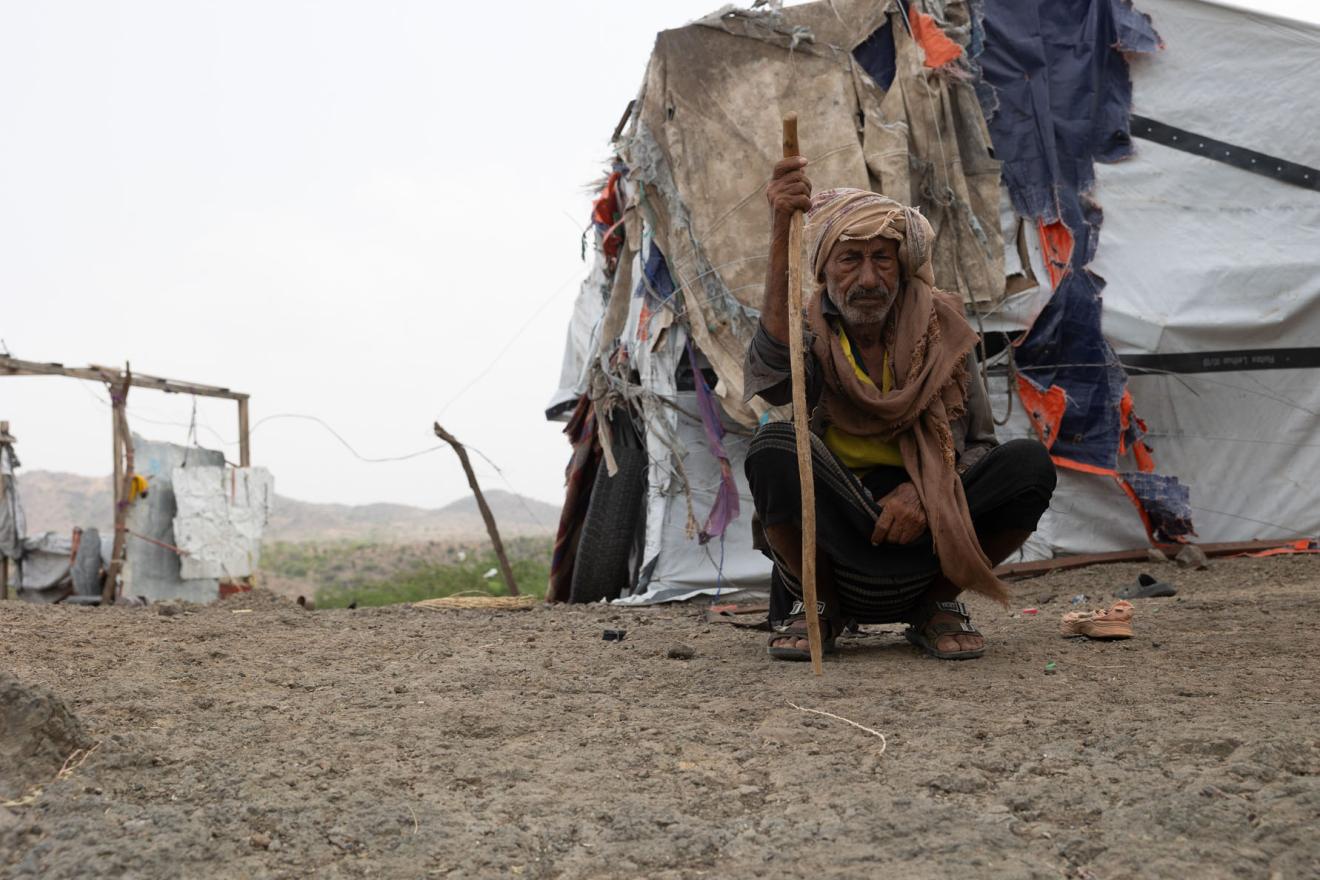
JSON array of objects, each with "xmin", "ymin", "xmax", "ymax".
[{"xmin": 569, "ymin": 442, "xmax": 647, "ymax": 604}]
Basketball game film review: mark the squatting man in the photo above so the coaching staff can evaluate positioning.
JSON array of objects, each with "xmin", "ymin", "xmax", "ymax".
[{"xmin": 743, "ymin": 155, "xmax": 1057, "ymax": 661}]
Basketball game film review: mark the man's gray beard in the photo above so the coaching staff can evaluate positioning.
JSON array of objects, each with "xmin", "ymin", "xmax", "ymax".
[{"xmin": 827, "ymin": 281, "xmax": 896, "ymax": 326}]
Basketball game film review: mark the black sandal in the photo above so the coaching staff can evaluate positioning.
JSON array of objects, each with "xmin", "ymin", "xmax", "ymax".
[
  {"xmin": 767, "ymin": 601, "xmax": 843, "ymax": 662},
  {"xmin": 1116, "ymin": 572, "xmax": 1178, "ymax": 599},
  {"xmin": 905, "ymin": 600, "xmax": 985, "ymax": 660}
]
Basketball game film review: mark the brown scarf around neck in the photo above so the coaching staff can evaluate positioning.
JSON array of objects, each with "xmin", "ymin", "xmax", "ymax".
[{"xmin": 804, "ymin": 188, "xmax": 1010, "ymax": 604}]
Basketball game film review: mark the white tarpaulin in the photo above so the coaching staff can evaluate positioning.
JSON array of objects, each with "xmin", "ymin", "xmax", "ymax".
[
  {"xmin": 616, "ymin": 389, "xmax": 771, "ymax": 605},
  {"xmin": 173, "ymin": 466, "xmax": 274, "ymax": 580},
  {"xmin": 126, "ymin": 436, "xmax": 224, "ymax": 603},
  {"xmin": 1031, "ymin": 0, "xmax": 1320, "ymax": 553}
]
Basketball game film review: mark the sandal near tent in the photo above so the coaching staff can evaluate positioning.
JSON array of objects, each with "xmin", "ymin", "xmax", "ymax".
[
  {"xmin": 1117, "ymin": 572, "xmax": 1178, "ymax": 599},
  {"xmin": 1061, "ymin": 600, "xmax": 1136, "ymax": 640},
  {"xmin": 546, "ymin": 0, "xmax": 1320, "ymax": 605}
]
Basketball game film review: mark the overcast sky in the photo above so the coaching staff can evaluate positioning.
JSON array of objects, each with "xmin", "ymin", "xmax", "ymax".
[{"xmin": 3, "ymin": 0, "xmax": 1316, "ymax": 511}]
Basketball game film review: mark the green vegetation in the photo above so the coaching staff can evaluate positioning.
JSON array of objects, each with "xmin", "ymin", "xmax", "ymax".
[
  {"xmin": 260, "ymin": 536, "xmax": 552, "ymax": 608},
  {"xmin": 314, "ymin": 551, "xmax": 549, "ymax": 608}
]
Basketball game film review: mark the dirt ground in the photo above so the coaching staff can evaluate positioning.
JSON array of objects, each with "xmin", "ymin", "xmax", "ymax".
[{"xmin": 2, "ymin": 555, "xmax": 1318, "ymax": 879}]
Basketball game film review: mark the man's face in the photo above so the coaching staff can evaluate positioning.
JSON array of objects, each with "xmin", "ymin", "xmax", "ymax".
[{"xmin": 823, "ymin": 236, "xmax": 902, "ymax": 326}]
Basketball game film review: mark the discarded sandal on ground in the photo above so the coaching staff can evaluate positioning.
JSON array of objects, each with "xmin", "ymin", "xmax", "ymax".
[
  {"xmin": 1060, "ymin": 600, "xmax": 1134, "ymax": 639},
  {"xmin": 767, "ymin": 612, "xmax": 842, "ymax": 662},
  {"xmin": 905, "ymin": 600, "xmax": 985, "ymax": 661},
  {"xmin": 1116, "ymin": 572, "xmax": 1177, "ymax": 599}
]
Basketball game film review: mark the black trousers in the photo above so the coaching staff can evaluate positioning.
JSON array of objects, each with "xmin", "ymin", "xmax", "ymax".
[{"xmin": 744, "ymin": 423, "xmax": 1056, "ymax": 625}]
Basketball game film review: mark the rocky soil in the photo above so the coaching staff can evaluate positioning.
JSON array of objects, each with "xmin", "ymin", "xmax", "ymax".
[{"xmin": 2, "ymin": 555, "xmax": 1318, "ymax": 878}]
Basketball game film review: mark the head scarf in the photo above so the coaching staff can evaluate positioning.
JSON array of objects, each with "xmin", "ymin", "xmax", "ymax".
[
  {"xmin": 807, "ymin": 188, "xmax": 934, "ymax": 284},
  {"xmin": 803, "ymin": 188, "xmax": 1009, "ymax": 603}
]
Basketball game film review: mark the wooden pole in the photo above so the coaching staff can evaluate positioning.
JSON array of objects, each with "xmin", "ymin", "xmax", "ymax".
[
  {"xmin": 112, "ymin": 407, "xmax": 123, "ymax": 503},
  {"xmin": 433, "ymin": 422, "xmax": 520, "ymax": 597},
  {"xmin": 0, "ymin": 355, "xmax": 246, "ymax": 400},
  {"xmin": 103, "ymin": 372, "xmax": 135, "ymax": 604},
  {"xmin": 782, "ymin": 114, "xmax": 824, "ymax": 675},
  {"xmin": 237, "ymin": 397, "xmax": 251, "ymax": 468}
]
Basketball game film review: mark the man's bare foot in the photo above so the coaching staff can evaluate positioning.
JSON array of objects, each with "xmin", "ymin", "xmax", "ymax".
[
  {"xmin": 770, "ymin": 633, "xmax": 810, "ymax": 651},
  {"xmin": 767, "ymin": 618, "xmax": 840, "ymax": 661},
  {"xmin": 925, "ymin": 609, "xmax": 984, "ymax": 654},
  {"xmin": 905, "ymin": 600, "xmax": 985, "ymax": 660}
]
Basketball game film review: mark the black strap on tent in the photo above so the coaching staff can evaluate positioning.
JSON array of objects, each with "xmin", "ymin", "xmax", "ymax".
[
  {"xmin": 981, "ymin": 334, "xmax": 1320, "ymax": 375},
  {"xmin": 1121, "ymin": 347, "xmax": 1320, "ymax": 374},
  {"xmin": 1129, "ymin": 115, "xmax": 1320, "ymax": 193}
]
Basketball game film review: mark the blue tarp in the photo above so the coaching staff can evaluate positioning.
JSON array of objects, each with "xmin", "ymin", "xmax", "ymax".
[
  {"xmin": 976, "ymin": 0, "xmax": 1191, "ymax": 538},
  {"xmin": 852, "ymin": 1, "xmax": 903, "ymax": 90},
  {"xmin": 637, "ymin": 242, "xmax": 677, "ymax": 303},
  {"xmin": 1122, "ymin": 471, "xmax": 1195, "ymax": 542},
  {"xmin": 978, "ymin": 0, "xmax": 1158, "ymax": 231}
]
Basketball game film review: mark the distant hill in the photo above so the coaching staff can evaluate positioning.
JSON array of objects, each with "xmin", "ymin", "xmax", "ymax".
[
  {"xmin": 15, "ymin": 471, "xmax": 114, "ymax": 537},
  {"xmin": 269, "ymin": 489, "xmax": 560, "ymax": 542},
  {"xmin": 15, "ymin": 470, "xmax": 560, "ymax": 544}
]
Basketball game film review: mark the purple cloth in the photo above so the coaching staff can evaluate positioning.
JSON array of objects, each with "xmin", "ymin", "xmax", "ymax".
[{"xmin": 687, "ymin": 341, "xmax": 740, "ymax": 543}]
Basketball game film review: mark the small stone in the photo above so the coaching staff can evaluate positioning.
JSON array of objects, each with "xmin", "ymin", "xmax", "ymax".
[
  {"xmin": 1146, "ymin": 547, "xmax": 1168, "ymax": 563},
  {"xmin": 666, "ymin": 644, "xmax": 695, "ymax": 660},
  {"xmin": 393, "ymin": 684, "xmax": 408, "ymax": 694},
  {"xmin": 156, "ymin": 603, "xmax": 181, "ymax": 617},
  {"xmin": 327, "ymin": 828, "xmax": 360, "ymax": 851},
  {"xmin": 1175, "ymin": 544, "xmax": 1209, "ymax": 570},
  {"xmin": 249, "ymin": 832, "xmax": 271, "ymax": 849},
  {"xmin": 928, "ymin": 773, "xmax": 987, "ymax": 794}
]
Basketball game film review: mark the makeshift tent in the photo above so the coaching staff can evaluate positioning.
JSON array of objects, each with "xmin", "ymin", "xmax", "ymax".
[{"xmin": 548, "ymin": 0, "xmax": 1320, "ymax": 603}]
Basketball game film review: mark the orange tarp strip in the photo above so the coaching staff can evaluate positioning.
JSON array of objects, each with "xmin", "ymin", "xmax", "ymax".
[
  {"xmin": 1017, "ymin": 377, "xmax": 1067, "ymax": 450},
  {"xmin": 1118, "ymin": 389, "xmax": 1156, "ymax": 472},
  {"xmin": 1037, "ymin": 220, "xmax": 1074, "ymax": 287},
  {"xmin": 1132, "ymin": 440, "xmax": 1155, "ymax": 472},
  {"xmin": 1240, "ymin": 539, "xmax": 1320, "ymax": 559},
  {"xmin": 1050, "ymin": 456, "xmax": 1114, "ymax": 477},
  {"xmin": 910, "ymin": 10, "xmax": 963, "ymax": 69}
]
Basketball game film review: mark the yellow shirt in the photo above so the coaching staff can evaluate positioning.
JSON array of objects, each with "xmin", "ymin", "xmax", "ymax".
[{"xmin": 823, "ymin": 324, "xmax": 905, "ymax": 472}]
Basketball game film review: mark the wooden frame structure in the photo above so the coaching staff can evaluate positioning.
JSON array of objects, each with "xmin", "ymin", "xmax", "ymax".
[{"xmin": 0, "ymin": 355, "xmax": 251, "ymax": 603}]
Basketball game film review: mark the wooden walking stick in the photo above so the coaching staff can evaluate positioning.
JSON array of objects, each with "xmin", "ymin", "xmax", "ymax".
[{"xmin": 782, "ymin": 114, "xmax": 824, "ymax": 675}]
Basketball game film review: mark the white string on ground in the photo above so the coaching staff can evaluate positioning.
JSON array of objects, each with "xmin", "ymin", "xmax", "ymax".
[{"xmin": 787, "ymin": 702, "xmax": 888, "ymax": 754}]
